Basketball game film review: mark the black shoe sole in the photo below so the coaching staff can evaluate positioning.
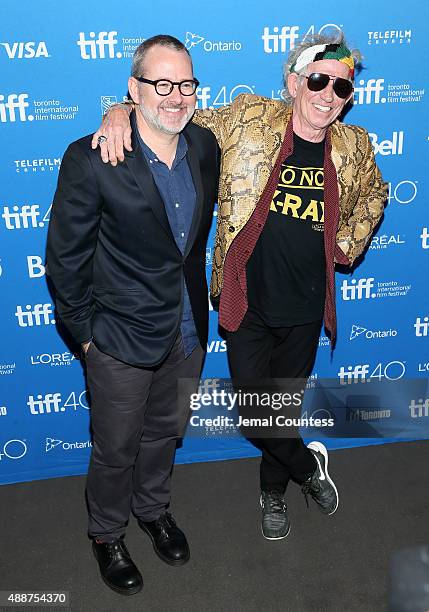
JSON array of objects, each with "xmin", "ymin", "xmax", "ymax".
[
  {"xmin": 99, "ymin": 574, "xmax": 143, "ymax": 596},
  {"xmin": 139, "ymin": 523, "xmax": 190, "ymax": 566}
]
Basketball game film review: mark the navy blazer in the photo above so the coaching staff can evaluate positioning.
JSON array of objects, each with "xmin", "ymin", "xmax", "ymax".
[{"xmin": 46, "ymin": 114, "xmax": 219, "ymax": 367}]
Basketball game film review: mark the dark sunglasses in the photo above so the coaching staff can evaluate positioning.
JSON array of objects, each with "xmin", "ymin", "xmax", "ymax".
[{"xmin": 303, "ymin": 73, "xmax": 353, "ymax": 99}]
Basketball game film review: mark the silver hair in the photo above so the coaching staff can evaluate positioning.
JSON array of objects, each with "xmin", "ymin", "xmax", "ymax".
[
  {"xmin": 282, "ymin": 30, "xmax": 362, "ymax": 104},
  {"xmin": 131, "ymin": 34, "xmax": 192, "ymax": 78}
]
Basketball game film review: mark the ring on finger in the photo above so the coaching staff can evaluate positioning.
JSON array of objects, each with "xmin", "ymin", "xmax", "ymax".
[{"xmin": 97, "ymin": 135, "xmax": 108, "ymax": 144}]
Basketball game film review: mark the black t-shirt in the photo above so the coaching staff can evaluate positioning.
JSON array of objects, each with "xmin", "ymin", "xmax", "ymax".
[{"xmin": 246, "ymin": 132, "xmax": 326, "ymax": 326}]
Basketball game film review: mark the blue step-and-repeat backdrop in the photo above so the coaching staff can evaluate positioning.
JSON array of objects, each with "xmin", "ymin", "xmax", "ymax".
[{"xmin": 1, "ymin": 1, "xmax": 428, "ymax": 484}]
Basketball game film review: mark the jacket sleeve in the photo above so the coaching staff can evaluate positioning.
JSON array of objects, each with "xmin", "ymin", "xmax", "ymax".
[
  {"xmin": 192, "ymin": 103, "xmax": 234, "ymax": 148},
  {"xmin": 335, "ymin": 129, "xmax": 388, "ymax": 265},
  {"xmin": 46, "ymin": 142, "xmax": 102, "ymax": 343}
]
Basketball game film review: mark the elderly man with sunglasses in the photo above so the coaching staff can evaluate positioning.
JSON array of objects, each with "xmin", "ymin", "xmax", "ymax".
[{"xmin": 96, "ymin": 33, "xmax": 387, "ymax": 542}]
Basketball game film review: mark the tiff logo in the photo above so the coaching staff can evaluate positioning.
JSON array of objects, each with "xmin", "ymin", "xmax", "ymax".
[
  {"xmin": 0, "ymin": 94, "xmax": 31, "ymax": 122},
  {"xmin": 414, "ymin": 317, "xmax": 429, "ymax": 337},
  {"xmin": 15, "ymin": 304, "xmax": 55, "ymax": 327},
  {"xmin": 27, "ymin": 393, "xmax": 63, "ymax": 415},
  {"xmin": 261, "ymin": 26, "xmax": 299, "ymax": 53},
  {"xmin": 77, "ymin": 31, "xmax": 120, "ymax": 59},
  {"xmin": 338, "ymin": 364, "xmax": 370, "ymax": 384},
  {"xmin": 421, "ymin": 227, "xmax": 429, "ymax": 249},
  {"xmin": 353, "ymin": 79, "xmax": 385, "ymax": 105},
  {"xmin": 409, "ymin": 398, "xmax": 429, "ymax": 418},
  {"xmin": 2, "ymin": 205, "xmax": 42, "ymax": 229},
  {"xmin": 341, "ymin": 278, "xmax": 375, "ymax": 301}
]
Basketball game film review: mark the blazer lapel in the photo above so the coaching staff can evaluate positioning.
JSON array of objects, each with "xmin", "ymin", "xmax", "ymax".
[
  {"xmin": 183, "ymin": 129, "xmax": 204, "ymax": 258},
  {"xmin": 125, "ymin": 113, "xmax": 175, "ymax": 242}
]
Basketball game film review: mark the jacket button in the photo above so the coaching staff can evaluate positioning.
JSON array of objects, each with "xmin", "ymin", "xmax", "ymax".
[{"xmin": 229, "ymin": 226, "xmax": 235, "ymax": 232}]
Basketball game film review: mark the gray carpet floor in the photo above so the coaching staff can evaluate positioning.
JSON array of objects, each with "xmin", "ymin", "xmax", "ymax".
[{"xmin": 1, "ymin": 440, "xmax": 428, "ymax": 612}]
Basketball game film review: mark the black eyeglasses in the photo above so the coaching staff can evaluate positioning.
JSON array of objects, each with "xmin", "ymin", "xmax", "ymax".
[
  {"xmin": 135, "ymin": 77, "xmax": 199, "ymax": 96},
  {"xmin": 302, "ymin": 73, "xmax": 353, "ymax": 99}
]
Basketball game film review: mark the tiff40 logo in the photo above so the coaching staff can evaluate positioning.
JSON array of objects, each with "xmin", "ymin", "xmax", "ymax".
[
  {"xmin": 338, "ymin": 360, "xmax": 406, "ymax": 385},
  {"xmin": 262, "ymin": 23, "xmax": 343, "ymax": 53},
  {"xmin": 0, "ymin": 439, "xmax": 27, "ymax": 461},
  {"xmin": 196, "ymin": 83, "xmax": 256, "ymax": 109},
  {"xmin": 77, "ymin": 31, "xmax": 121, "ymax": 59},
  {"xmin": 1, "ymin": 204, "xmax": 51, "ymax": 229},
  {"xmin": 27, "ymin": 391, "xmax": 89, "ymax": 415}
]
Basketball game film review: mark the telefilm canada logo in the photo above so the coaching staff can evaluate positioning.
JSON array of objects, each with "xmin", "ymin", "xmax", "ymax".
[
  {"xmin": 184, "ymin": 31, "xmax": 242, "ymax": 53},
  {"xmin": 77, "ymin": 31, "xmax": 145, "ymax": 60},
  {"xmin": 14, "ymin": 156, "xmax": 61, "ymax": 175},
  {"xmin": 367, "ymin": 28, "xmax": 412, "ymax": 45},
  {"xmin": 0, "ymin": 93, "xmax": 79, "ymax": 123}
]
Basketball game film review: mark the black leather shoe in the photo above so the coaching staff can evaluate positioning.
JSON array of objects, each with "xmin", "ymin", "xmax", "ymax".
[
  {"xmin": 138, "ymin": 512, "xmax": 190, "ymax": 566},
  {"xmin": 92, "ymin": 537, "xmax": 143, "ymax": 596}
]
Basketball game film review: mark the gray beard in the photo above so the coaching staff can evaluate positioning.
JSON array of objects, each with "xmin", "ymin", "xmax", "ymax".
[{"xmin": 138, "ymin": 103, "xmax": 193, "ymax": 135}]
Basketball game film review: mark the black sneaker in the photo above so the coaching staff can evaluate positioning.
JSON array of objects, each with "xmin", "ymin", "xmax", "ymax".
[
  {"xmin": 260, "ymin": 491, "xmax": 291, "ymax": 540},
  {"xmin": 302, "ymin": 441, "xmax": 339, "ymax": 515}
]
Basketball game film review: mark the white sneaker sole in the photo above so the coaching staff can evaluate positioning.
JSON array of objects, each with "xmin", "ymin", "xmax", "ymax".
[{"xmin": 307, "ymin": 441, "xmax": 339, "ymax": 515}]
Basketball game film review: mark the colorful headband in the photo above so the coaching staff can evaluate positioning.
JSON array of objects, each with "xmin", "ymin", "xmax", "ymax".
[{"xmin": 290, "ymin": 43, "xmax": 354, "ymax": 78}]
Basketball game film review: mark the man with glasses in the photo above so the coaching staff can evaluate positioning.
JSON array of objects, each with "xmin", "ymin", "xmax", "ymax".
[
  {"xmin": 95, "ymin": 33, "xmax": 386, "ymax": 542},
  {"xmin": 46, "ymin": 35, "xmax": 219, "ymax": 595}
]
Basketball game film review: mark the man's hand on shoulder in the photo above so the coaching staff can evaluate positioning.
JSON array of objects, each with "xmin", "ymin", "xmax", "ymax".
[{"xmin": 91, "ymin": 103, "xmax": 134, "ymax": 166}]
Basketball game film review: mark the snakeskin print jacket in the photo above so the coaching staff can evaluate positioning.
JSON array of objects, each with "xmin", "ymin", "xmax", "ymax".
[{"xmin": 193, "ymin": 94, "xmax": 387, "ymax": 306}]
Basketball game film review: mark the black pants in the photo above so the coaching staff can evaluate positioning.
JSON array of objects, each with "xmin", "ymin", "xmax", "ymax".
[
  {"xmin": 226, "ymin": 310, "xmax": 320, "ymax": 493},
  {"xmin": 85, "ymin": 334, "xmax": 204, "ymax": 540}
]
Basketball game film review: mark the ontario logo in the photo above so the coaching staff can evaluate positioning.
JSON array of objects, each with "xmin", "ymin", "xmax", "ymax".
[
  {"xmin": 349, "ymin": 324, "xmax": 397, "ymax": 341},
  {"xmin": 45, "ymin": 437, "xmax": 92, "ymax": 452},
  {"xmin": 184, "ymin": 31, "xmax": 242, "ymax": 52}
]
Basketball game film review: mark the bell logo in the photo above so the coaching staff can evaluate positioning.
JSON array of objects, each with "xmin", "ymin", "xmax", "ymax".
[
  {"xmin": 369, "ymin": 131, "xmax": 404, "ymax": 156},
  {"xmin": 0, "ymin": 41, "xmax": 49, "ymax": 59},
  {"xmin": 0, "ymin": 94, "xmax": 31, "ymax": 122},
  {"xmin": 77, "ymin": 31, "xmax": 120, "ymax": 59},
  {"xmin": 27, "ymin": 256, "xmax": 46, "ymax": 278}
]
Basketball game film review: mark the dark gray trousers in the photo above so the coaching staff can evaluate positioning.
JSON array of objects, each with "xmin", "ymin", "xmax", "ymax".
[{"xmin": 85, "ymin": 334, "xmax": 204, "ymax": 540}]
